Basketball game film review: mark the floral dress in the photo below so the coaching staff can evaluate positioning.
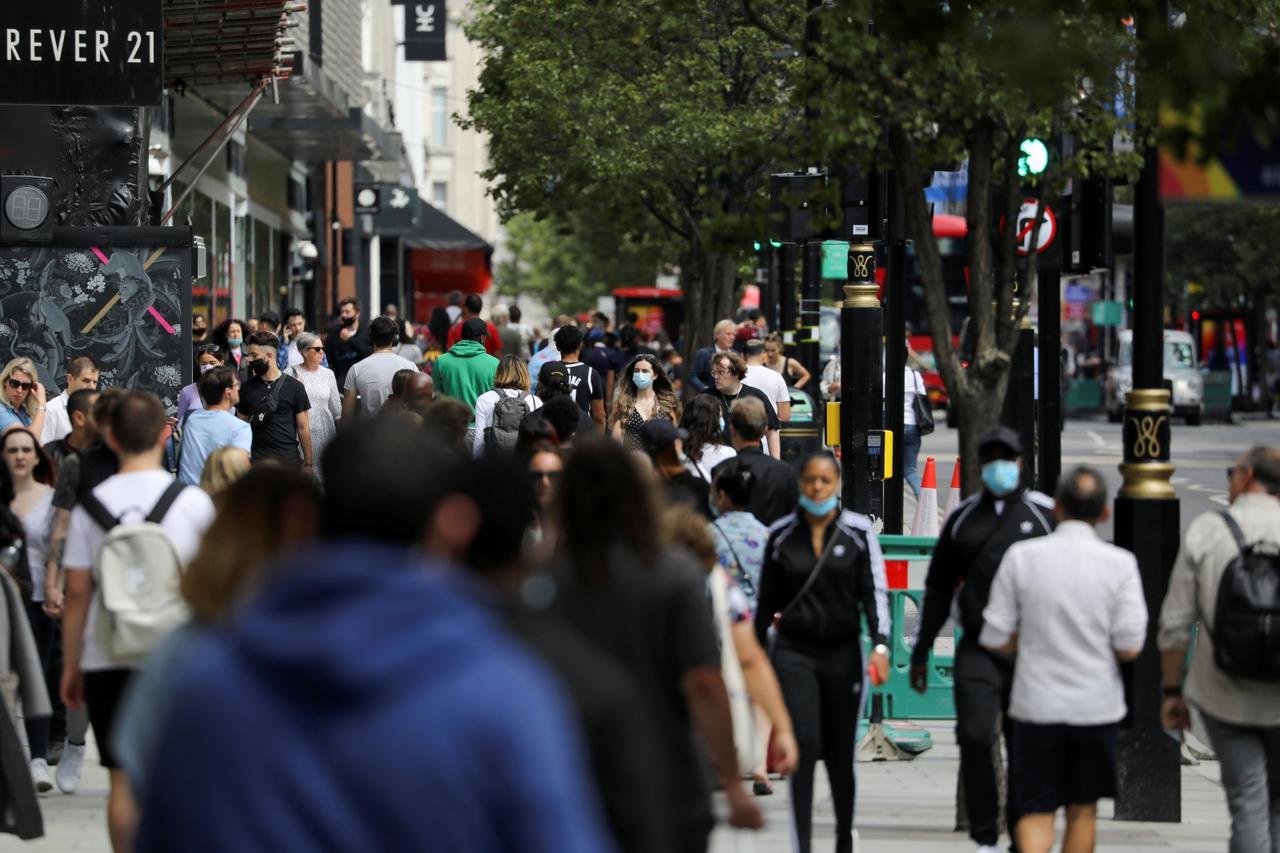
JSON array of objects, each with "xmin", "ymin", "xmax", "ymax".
[
  {"xmin": 710, "ymin": 510, "xmax": 769, "ymax": 607},
  {"xmin": 287, "ymin": 365, "xmax": 341, "ymax": 476}
]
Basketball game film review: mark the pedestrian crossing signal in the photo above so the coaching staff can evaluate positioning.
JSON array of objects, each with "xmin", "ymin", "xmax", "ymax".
[{"xmin": 1018, "ymin": 138, "xmax": 1049, "ymax": 177}]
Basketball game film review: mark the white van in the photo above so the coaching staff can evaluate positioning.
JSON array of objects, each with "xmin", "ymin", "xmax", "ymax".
[{"xmin": 1106, "ymin": 329, "xmax": 1204, "ymax": 425}]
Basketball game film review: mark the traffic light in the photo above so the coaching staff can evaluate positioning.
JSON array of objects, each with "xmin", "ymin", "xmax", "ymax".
[
  {"xmin": 1018, "ymin": 138, "xmax": 1049, "ymax": 178},
  {"xmin": 1068, "ymin": 176, "xmax": 1113, "ymax": 272}
]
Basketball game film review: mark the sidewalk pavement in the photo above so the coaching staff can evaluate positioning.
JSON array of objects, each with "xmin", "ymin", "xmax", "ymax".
[{"xmin": 0, "ymin": 724, "xmax": 1228, "ymax": 852}]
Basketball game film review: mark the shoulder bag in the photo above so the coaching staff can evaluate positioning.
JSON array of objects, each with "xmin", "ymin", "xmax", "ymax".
[{"xmin": 911, "ymin": 370, "xmax": 935, "ymax": 436}]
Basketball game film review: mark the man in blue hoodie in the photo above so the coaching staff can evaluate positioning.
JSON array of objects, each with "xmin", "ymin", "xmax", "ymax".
[{"xmin": 135, "ymin": 419, "xmax": 616, "ymax": 853}]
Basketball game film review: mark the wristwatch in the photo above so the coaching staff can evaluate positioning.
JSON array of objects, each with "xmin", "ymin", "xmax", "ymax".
[{"xmin": 873, "ymin": 644, "xmax": 890, "ymax": 657}]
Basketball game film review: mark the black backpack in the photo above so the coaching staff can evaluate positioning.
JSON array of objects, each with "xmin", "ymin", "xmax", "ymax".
[{"xmin": 1212, "ymin": 512, "xmax": 1280, "ymax": 680}]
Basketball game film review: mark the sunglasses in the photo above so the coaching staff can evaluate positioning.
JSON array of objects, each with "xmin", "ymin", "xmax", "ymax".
[
  {"xmin": 529, "ymin": 470, "xmax": 562, "ymax": 483},
  {"xmin": 306, "ymin": 346, "xmax": 324, "ymax": 352},
  {"xmin": 6, "ymin": 378, "xmax": 32, "ymax": 392}
]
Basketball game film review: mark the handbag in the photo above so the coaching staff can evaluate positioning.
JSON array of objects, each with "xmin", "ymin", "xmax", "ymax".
[
  {"xmin": 708, "ymin": 566, "xmax": 758, "ymax": 773},
  {"xmin": 911, "ymin": 370, "xmax": 935, "ymax": 436}
]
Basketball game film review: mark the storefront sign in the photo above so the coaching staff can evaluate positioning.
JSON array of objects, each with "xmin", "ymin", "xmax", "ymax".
[
  {"xmin": 404, "ymin": 1, "xmax": 447, "ymax": 62},
  {"xmin": 0, "ymin": 1, "xmax": 163, "ymax": 107}
]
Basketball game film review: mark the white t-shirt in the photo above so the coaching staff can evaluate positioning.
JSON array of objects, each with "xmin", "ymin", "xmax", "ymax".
[
  {"xmin": 898, "ymin": 368, "xmax": 927, "ymax": 426},
  {"xmin": 40, "ymin": 392, "xmax": 72, "ymax": 444},
  {"xmin": 343, "ymin": 351, "xmax": 420, "ymax": 416},
  {"xmin": 744, "ymin": 365, "xmax": 789, "ymax": 413},
  {"xmin": 64, "ymin": 470, "xmax": 216, "ymax": 671},
  {"xmin": 472, "ymin": 388, "xmax": 542, "ymax": 457},
  {"xmin": 685, "ymin": 444, "xmax": 736, "ymax": 482},
  {"xmin": 979, "ymin": 521, "xmax": 1149, "ymax": 725}
]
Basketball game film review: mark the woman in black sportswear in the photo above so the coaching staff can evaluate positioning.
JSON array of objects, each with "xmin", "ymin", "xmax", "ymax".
[{"xmin": 754, "ymin": 452, "xmax": 891, "ymax": 853}]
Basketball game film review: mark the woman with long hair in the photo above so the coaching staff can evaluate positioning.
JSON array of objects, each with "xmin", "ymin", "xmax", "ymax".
[
  {"xmin": 522, "ymin": 439, "xmax": 562, "ymax": 552},
  {"xmin": 763, "ymin": 333, "xmax": 811, "ymax": 389},
  {"xmin": 754, "ymin": 451, "xmax": 890, "ymax": 853},
  {"xmin": 682, "ymin": 395, "xmax": 736, "ymax": 481},
  {"xmin": 210, "ymin": 319, "xmax": 247, "ymax": 374},
  {"xmin": 472, "ymin": 355, "xmax": 542, "ymax": 458},
  {"xmin": 0, "ymin": 357, "xmax": 48, "ymax": 437},
  {"xmin": 114, "ymin": 468, "xmax": 322, "ymax": 806},
  {"xmin": 2, "ymin": 427, "xmax": 59, "ymax": 791},
  {"xmin": 286, "ymin": 331, "xmax": 342, "ymax": 472},
  {"xmin": 177, "ymin": 345, "xmax": 225, "ymax": 424},
  {"xmin": 607, "ymin": 354, "xmax": 680, "ymax": 450}
]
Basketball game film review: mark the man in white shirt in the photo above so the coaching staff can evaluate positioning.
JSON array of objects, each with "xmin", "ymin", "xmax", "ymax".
[
  {"xmin": 342, "ymin": 317, "xmax": 419, "ymax": 419},
  {"xmin": 60, "ymin": 391, "xmax": 216, "ymax": 853},
  {"xmin": 41, "ymin": 356, "xmax": 100, "ymax": 444},
  {"xmin": 979, "ymin": 466, "xmax": 1147, "ymax": 853},
  {"xmin": 742, "ymin": 340, "xmax": 791, "ymax": 422}
]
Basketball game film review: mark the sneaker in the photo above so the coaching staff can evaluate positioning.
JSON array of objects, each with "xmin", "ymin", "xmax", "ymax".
[
  {"xmin": 30, "ymin": 758, "xmax": 52, "ymax": 793},
  {"xmin": 976, "ymin": 846, "xmax": 1002, "ymax": 853},
  {"xmin": 55, "ymin": 742, "xmax": 85, "ymax": 795},
  {"xmin": 752, "ymin": 780, "xmax": 773, "ymax": 796},
  {"xmin": 47, "ymin": 740, "xmax": 62, "ymax": 766}
]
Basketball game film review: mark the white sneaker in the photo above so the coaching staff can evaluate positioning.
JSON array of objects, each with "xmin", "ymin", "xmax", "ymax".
[
  {"xmin": 976, "ymin": 846, "xmax": 1002, "ymax": 853},
  {"xmin": 55, "ymin": 741, "xmax": 85, "ymax": 794},
  {"xmin": 29, "ymin": 758, "xmax": 52, "ymax": 793}
]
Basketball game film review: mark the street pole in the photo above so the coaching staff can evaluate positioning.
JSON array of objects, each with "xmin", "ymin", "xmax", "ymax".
[
  {"xmin": 757, "ymin": 241, "xmax": 776, "ymax": 332},
  {"xmin": 841, "ymin": 242, "xmax": 883, "ymax": 518},
  {"xmin": 1113, "ymin": 138, "xmax": 1181, "ymax": 824},
  {"xmin": 883, "ymin": 175, "xmax": 907, "ymax": 533},
  {"xmin": 778, "ymin": 242, "xmax": 797, "ymax": 357},
  {"xmin": 798, "ymin": 241, "xmax": 823, "ymax": 385},
  {"xmin": 1002, "ymin": 300, "xmax": 1037, "ymax": 491},
  {"xmin": 1038, "ymin": 229, "xmax": 1063, "ymax": 493}
]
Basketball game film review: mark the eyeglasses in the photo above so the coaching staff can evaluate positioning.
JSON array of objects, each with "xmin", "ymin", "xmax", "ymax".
[
  {"xmin": 6, "ymin": 378, "xmax": 32, "ymax": 392},
  {"xmin": 710, "ymin": 368, "xmax": 732, "ymax": 377},
  {"xmin": 529, "ymin": 470, "xmax": 562, "ymax": 483}
]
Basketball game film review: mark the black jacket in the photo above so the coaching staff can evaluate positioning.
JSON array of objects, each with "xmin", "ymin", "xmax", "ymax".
[
  {"xmin": 712, "ymin": 447, "xmax": 797, "ymax": 526},
  {"xmin": 911, "ymin": 488, "xmax": 1055, "ymax": 664},
  {"xmin": 324, "ymin": 322, "xmax": 373, "ymax": 388},
  {"xmin": 754, "ymin": 510, "xmax": 890, "ymax": 649}
]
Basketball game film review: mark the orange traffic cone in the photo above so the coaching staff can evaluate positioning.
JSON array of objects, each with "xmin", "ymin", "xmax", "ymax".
[
  {"xmin": 942, "ymin": 458, "xmax": 962, "ymax": 521},
  {"xmin": 911, "ymin": 457, "xmax": 940, "ymax": 537}
]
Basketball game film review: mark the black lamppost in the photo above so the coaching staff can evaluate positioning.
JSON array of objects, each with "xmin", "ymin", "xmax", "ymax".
[{"xmin": 841, "ymin": 242, "xmax": 883, "ymax": 517}]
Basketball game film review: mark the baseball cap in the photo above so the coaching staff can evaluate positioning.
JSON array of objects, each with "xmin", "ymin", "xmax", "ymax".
[
  {"xmin": 639, "ymin": 418, "xmax": 688, "ymax": 455},
  {"xmin": 461, "ymin": 318, "xmax": 489, "ymax": 340},
  {"xmin": 978, "ymin": 425, "xmax": 1022, "ymax": 458},
  {"xmin": 538, "ymin": 360, "xmax": 570, "ymax": 386}
]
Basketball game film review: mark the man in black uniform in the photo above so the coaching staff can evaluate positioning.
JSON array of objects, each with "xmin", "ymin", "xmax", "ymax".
[{"xmin": 910, "ymin": 425, "xmax": 1054, "ymax": 853}]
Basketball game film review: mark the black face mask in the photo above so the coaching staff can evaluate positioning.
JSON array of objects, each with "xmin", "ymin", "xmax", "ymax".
[
  {"xmin": 249, "ymin": 359, "xmax": 270, "ymax": 377},
  {"xmin": 341, "ymin": 315, "xmax": 357, "ymax": 327}
]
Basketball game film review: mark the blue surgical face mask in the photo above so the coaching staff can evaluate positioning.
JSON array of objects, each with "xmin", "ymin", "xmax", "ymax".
[
  {"xmin": 718, "ymin": 417, "xmax": 726, "ymax": 433},
  {"xmin": 227, "ymin": 337, "xmax": 243, "ymax": 348},
  {"xmin": 798, "ymin": 494, "xmax": 839, "ymax": 517},
  {"xmin": 981, "ymin": 459, "xmax": 1021, "ymax": 496},
  {"xmin": 633, "ymin": 372, "xmax": 653, "ymax": 390},
  {"xmin": 708, "ymin": 495, "xmax": 722, "ymax": 518}
]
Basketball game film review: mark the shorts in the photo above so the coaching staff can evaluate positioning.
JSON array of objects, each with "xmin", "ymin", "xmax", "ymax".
[
  {"xmin": 83, "ymin": 669, "xmax": 135, "ymax": 769},
  {"xmin": 1009, "ymin": 720, "xmax": 1119, "ymax": 814}
]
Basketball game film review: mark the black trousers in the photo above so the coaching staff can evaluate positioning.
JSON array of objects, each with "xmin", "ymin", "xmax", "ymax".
[
  {"xmin": 23, "ymin": 602, "xmax": 52, "ymax": 761},
  {"xmin": 954, "ymin": 636, "xmax": 1016, "ymax": 848},
  {"xmin": 773, "ymin": 637, "xmax": 864, "ymax": 853}
]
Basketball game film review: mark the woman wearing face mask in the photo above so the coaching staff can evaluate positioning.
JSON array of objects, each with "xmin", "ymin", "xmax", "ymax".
[
  {"xmin": 682, "ymin": 396, "xmax": 736, "ymax": 481},
  {"xmin": 212, "ymin": 319, "xmax": 248, "ymax": 376},
  {"xmin": 754, "ymin": 451, "xmax": 890, "ymax": 853},
  {"xmin": 177, "ymin": 345, "xmax": 225, "ymax": 424},
  {"xmin": 607, "ymin": 354, "xmax": 680, "ymax": 450}
]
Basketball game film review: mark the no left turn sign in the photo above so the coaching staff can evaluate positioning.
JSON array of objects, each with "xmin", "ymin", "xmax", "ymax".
[{"xmin": 1001, "ymin": 199, "xmax": 1057, "ymax": 256}]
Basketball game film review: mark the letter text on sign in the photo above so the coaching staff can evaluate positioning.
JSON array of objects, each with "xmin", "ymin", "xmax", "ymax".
[{"xmin": 95, "ymin": 30, "xmax": 108, "ymax": 62}]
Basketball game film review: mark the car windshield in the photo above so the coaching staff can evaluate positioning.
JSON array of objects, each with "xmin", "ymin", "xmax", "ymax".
[{"xmin": 1166, "ymin": 342, "xmax": 1195, "ymax": 368}]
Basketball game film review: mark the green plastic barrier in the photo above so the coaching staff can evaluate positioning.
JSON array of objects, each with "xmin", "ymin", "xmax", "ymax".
[
  {"xmin": 1203, "ymin": 371, "xmax": 1232, "ymax": 419},
  {"xmin": 1065, "ymin": 378, "xmax": 1103, "ymax": 413}
]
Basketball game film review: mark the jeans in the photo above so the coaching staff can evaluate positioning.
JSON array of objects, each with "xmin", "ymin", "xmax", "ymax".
[
  {"xmin": 1202, "ymin": 712, "xmax": 1280, "ymax": 852},
  {"xmin": 903, "ymin": 425, "xmax": 922, "ymax": 497}
]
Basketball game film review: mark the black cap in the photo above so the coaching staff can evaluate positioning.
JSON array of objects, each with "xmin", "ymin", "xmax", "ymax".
[
  {"xmin": 639, "ymin": 418, "xmax": 688, "ymax": 454},
  {"xmin": 538, "ymin": 360, "xmax": 569, "ymax": 385},
  {"xmin": 461, "ymin": 318, "xmax": 489, "ymax": 340},
  {"xmin": 978, "ymin": 425, "xmax": 1022, "ymax": 458}
]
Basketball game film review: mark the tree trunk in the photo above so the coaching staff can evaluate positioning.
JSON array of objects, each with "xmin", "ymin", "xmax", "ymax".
[{"xmin": 678, "ymin": 246, "xmax": 737, "ymax": 399}]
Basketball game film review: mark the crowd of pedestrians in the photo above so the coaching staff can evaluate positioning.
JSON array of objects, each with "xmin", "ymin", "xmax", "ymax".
[{"xmin": 0, "ymin": 294, "xmax": 1273, "ymax": 853}]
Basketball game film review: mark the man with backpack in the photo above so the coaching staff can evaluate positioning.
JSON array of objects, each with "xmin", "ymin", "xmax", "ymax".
[
  {"xmin": 59, "ymin": 391, "xmax": 215, "ymax": 853},
  {"xmin": 1159, "ymin": 446, "xmax": 1280, "ymax": 851}
]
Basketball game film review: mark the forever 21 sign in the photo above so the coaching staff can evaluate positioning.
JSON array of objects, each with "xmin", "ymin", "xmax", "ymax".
[{"xmin": 0, "ymin": 0, "xmax": 163, "ymax": 107}]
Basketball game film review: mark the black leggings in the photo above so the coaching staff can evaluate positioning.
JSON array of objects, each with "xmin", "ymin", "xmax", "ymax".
[
  {"xmin": 953, "ymin": 636, "xmax": 1016, "ymax": 847},
  {"xmin": 23, "ymin": 602, "xmax": 52, "ymax": 761},
  {"xmin": 773, "ymin": 637, "xmax": 864, "ymax": 853}
]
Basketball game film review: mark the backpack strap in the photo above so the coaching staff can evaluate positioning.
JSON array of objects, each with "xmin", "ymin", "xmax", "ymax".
[
  {"xmin": 146, "ymin": 481, "xmax": 188, "ymax": 525},
  {"xmin": 1219, "ymin": 511, "xmax": 1249, "ymax": 553},
  {"xmin": 78, "ymin": 491, "xmax": 119, "ymax": 532}
]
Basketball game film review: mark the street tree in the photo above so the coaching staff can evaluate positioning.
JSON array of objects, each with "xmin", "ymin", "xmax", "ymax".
[
  {"xmin": 743, "ymin": 0, "xmax": 1280, "ymax": 492},
  {"xmin": 463, "ymin": 0, "xmax": 800, "ymax": 374}
]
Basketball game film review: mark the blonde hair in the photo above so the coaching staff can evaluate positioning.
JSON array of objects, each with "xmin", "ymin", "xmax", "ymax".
[
  {"xmin": 0, "ymin": 357, "xmax": 41, "ymax": 417},
  {"xmin": 200, "ymin": 447, "xmax": 251, "ymax": 495},
  {"xmin": 493, "ymin": 355, "xmax": 531, "ymax": 392},
  {"xmin": 662, "ymin": 506, "xmax": 717, "ymax": 572},
  {"xmin": 714, "ymin": 320, "xmax": 737, "ymax": 337}
]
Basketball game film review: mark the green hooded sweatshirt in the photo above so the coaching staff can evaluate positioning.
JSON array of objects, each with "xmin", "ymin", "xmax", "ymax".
[{"xmin": 434, "ymin": 339, "xmax": 499, "ymax": 414}]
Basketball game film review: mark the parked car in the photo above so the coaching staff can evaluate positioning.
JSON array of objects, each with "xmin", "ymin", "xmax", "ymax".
[{"xmin": 1105, "ymin": 329, "xmax": 1204, "ymax": 425}]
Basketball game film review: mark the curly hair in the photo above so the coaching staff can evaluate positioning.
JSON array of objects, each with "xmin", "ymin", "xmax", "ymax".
[{"xmin": 607, "ymin": 354, "xmax": 681, "ymax": 432}]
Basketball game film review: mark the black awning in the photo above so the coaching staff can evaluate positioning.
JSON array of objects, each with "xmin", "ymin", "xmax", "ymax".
[
  {"xmin": 165, "ymin": 0, "xmax": 294, "ymax": 88},
  {"xmin": 403, "ymin": 198, "xmax": 492, "ymax": 253}
]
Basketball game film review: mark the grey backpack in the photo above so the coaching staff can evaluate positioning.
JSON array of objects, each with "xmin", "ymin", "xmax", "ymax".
[{"xmin": 485, "ymin": 391, "xmax": 529, "ymax": 455}]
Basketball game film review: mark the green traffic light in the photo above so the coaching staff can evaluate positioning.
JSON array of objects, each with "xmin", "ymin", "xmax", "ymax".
[
  {"xmin": 1018, "ymin": 138, "xmax": 1049, "ymax": 177},
  {"xmin": 753, "ymin": 241, "xmax": 761, "ymax": 252}
]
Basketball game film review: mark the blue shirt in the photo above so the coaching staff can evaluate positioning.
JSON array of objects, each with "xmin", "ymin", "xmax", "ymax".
[
  {"xmin": 710, "ymin": 511, "xmax": 769, "ymax": 605},
  {"xmin": 177, "ymin": 408, "xmax": 252, "ymax": 485},
  {"xmin": 0, "ymin": 404, "xmax": 31, "ymax": 433}
]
